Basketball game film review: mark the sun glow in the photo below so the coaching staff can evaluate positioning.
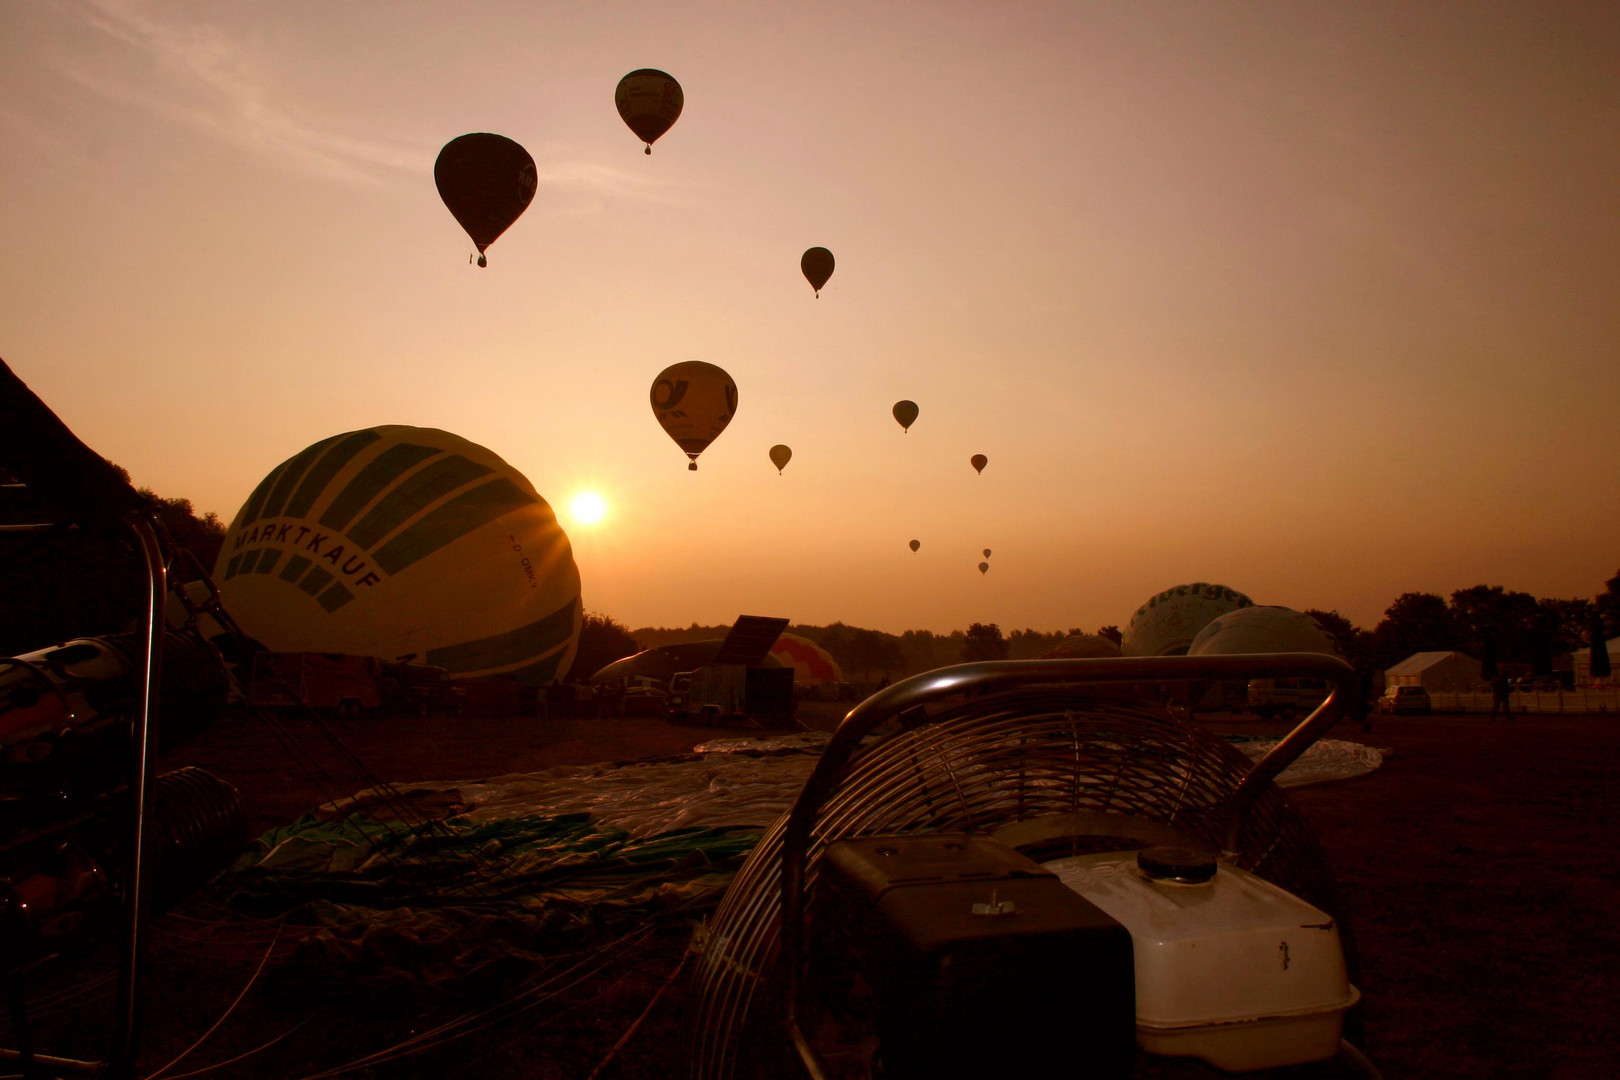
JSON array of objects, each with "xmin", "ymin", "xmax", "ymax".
[{"xmin": 569, "ymin": 491, "xmax": 607, "ymax": 525}]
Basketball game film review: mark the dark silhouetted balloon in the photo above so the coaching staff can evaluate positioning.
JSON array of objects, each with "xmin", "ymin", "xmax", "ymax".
[
  {"xmin": 651, "ymin": 361, "xmax": 737, "ymax": 470},
  {"xmin": 983, "ymin": 548, "xmax": 992, "ymax": 558},
  {"xmin": 616, "ymin": 69, "xmax": 683, "ymax": 153},
  {"xmin": 978, "ymin": 561, "xmax": 989, "ymax": 574},
  {"xmin": 892, "ymin": 400, "xmax": 918, "ymax": 432},
  {"xmin": 970, "ymin": 454, "xmax": 988, "ymax": 474},
  {"xmin": 435, "ymin": 134, "xmax": 537, "ymax": 267},
  {"xmin": 909, "ymin": 539, "xmax": 920, "ymax": 553},
  {"xmin": 801, "ymin": 247, "xmax": 835, "ymax": 296},
  {"xmin": 769, "ymin": 444, "xmax": 792, "ymax": 474}
]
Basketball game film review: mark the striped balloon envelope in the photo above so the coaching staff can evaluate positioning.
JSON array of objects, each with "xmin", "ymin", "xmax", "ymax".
[
  {"xmin": 767, "ymin": 632, "xmax": 843, "ymax": 686},
  {"xmin": 214, "ymin": 426, "xmax": 581, "ymax": 685}
]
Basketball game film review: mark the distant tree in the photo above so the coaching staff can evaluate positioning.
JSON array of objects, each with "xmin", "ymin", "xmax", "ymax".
[
  {"xmin": 1367, "ymin": 592, "xmax": 1456, "ymax": 670},
  {"xmin": 961, "ymin": 622, "xmax": 1009, "ymax": 662},
  {"xmin": 1096, "ymin": 625, "xmax": 1123, "ymax": 646},
  {"xmin": 1007, "ymin": 627, "xmax": 1064, "ymax": 659},
  {"xmin": 1302, "ymin": 609, "xmax": 1368, "ymax": 667},
  {"xmin": 1536, "ymin": 598, "xmax": 1595, "ymax": 655},
  {"xmin": 1596, "ymin": 570, "xmax": 1620, "ymax": 639},
  {"xmin": 566, "ymin": 613, "xmax": 642, "ymax": 681},
  {"xmin": 842, "ymin": 627, "xmax": 904, "ymax": 681},
  {"xmin": 143, "ymin": 489, "xmax": 226, "ymax": 570},
  {"xmin": 1448, "ymin": 585, "xmax": 1541, "ymax": 666}
]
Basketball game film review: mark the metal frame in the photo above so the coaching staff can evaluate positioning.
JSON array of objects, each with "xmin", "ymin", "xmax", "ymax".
[{"xmin": 775, "ymin": 652, "xmax": 1363, "ymax": 1080}]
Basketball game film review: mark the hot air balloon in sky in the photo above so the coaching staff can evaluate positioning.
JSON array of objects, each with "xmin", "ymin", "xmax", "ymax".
[
  {"xmin": 892, "ymin": 400, "xmax": 919, "ymax": 433},
  {"xmin": 434, "ymin": 134, "xmax": 536, "ymax": 267},
  {"xmin": 909, "ymin": 539, "xmax": 920, "ymax": 553},
  {"xmin": 979, "ymin": 561, "xmax": 989, "ymax": 574},
  {"xmin": 801, "ymin": 247, "xmax": 834, "ymax": 296},
  {"xmin": 983, "ymin": 548, "xmax": 992, "ymax": 558},
  {"xmin": 651, "ymin": 361, "xmax": 737, "ymax": 470},
  {"xmin": 971, "ymin": 454, "xmax": 988, "ymax": 474},
  {"xmin": 615, "ymin": 69, "xmax": 683, "ymax": 153},
  {"xmin": 216, "ymin": 426, "xmax": 581, "ymax": 685},
  {"xmin": 769, "ymin": 444, "xmax": 792, "ymax": 474}
]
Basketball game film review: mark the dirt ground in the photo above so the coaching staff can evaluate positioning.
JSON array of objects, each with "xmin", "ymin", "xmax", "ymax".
[{"xmin": 20, "ymin": 701, "xmax": 1619, "ymax": 1078}]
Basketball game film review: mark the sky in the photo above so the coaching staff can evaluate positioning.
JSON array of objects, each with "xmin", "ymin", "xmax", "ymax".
[{"xmin": 3, "ymin": 0, "xmax": 1617, "ymax": 635}]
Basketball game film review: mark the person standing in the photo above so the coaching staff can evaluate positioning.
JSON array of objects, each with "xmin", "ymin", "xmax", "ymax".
[{"xmin": 1489, "ymin": 673, "xmax": 1513, "ymax": 720}]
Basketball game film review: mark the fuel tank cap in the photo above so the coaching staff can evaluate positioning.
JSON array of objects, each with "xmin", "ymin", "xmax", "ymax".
[{"xmin": 1137, "ymin": 845, "xmax": 1218, "ymax": 884}]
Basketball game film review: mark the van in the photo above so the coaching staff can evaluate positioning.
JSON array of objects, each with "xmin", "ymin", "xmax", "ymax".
[{"xmin": 1246, "ymin": 677, "xmax": 1330, "ymax": 720}]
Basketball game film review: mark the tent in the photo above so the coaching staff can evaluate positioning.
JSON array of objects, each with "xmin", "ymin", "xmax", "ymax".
[{"xmin": 1384, "ymin": 651, "xmax": 1480, "ymax": 692}]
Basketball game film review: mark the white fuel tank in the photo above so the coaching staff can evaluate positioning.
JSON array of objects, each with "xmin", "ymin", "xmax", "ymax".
[{"xmin": 1045, "ymin": 846, "xmax": 1359, "ymax": 1072}]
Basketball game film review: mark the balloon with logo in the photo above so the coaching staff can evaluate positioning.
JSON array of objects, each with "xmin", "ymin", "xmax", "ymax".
[
  {"xmin": 909, "ymin": 539, "xmax": 920, "ymax": 553},
  {"xmin": 215, "ymin": 426, "xmax": 582, "ymax": 685},
  {"xmin": 970, "ymin": 454, "xmax": 988, "ymax": 475},
  {"xmin": 1122, "ymin": 583, "xmax": 1254, "ymax": 657},
  {"xmin": 892, "ymin": 400, "xmax": 918, "ymax": 433},
  {"xmin": 801, "ymin": 247, "xmax": 834, "ymax": 297},
  {"xmin": 434, "ymin": 134, "xmax": 537, "ymax": 267},
  {"xmin": 615, "ymin": 69, "xmax": 683, "ymax": 154},
  {"xmin": 769, "ymin": 444, "xmax": 792, "ymax": 474},
  {"xmin": 651, "ymin": 361, "xmax": 737, "ymax": 470}
]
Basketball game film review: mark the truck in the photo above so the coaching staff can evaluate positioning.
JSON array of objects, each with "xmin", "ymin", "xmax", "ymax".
[{"xmin": 248, "ymin": 652, "xmax": 461, "ymax": 719}]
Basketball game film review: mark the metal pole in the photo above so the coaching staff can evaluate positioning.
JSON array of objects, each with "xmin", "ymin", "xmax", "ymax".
[{"xmin": 109, "ymin": 514, "xmax": 166, "ymax": 1079}]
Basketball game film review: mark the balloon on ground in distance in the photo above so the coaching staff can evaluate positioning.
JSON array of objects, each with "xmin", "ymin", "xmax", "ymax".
[
  {"xmin": 1122, "ymin": 583, "xmax": 1254, "ymax": 657},
  {"xmin": 615, "ymin": 69, "xmax": 683, "ymax": 153},
  {"xmin": 1188, "ymin": 606, "xmax": 1342, "ymax": 657},
  {"xmin": 434, "ymin": 134, "xmax": 537, "ymax": 267},
  {"xmin": 651, "ymin": 361, "xmax": 737, "ymax": 470},
  {"xmin": 970, "ymin": 454, "xmax": 988, "ymax": 474},
  {"xmin": 909, "ymin": 539, "xmax": 920, "ymax": 552},
  {"xmin": 216, "ymin": 426, "xmax": 581, "ymax": 684},
  {"xmin": 978, "ymin": 562, "xmax": 989, "ymax": 574},
  {"xmin": 892, "ymin": 400, "xmax": 919, "ymax": 433},
  {"xmin": 769, "ymin": 444, "xmax": 792, "ymax": 474},
  {"xmin": 801, "ymin": 247, "xmax": 835, "ymax": 296},
  {"xmin": 768, "ymin": 633, "xmax": 843, "ymax": 687},
  {"xmin": 1042, "ymin": 633, "xmax": 1123, "ymax": 660}
]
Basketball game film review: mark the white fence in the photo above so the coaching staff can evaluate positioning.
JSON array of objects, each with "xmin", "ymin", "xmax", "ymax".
[{"xmin": 1424, "ymin": 689, "xmax": 1620, "ymax": 715}]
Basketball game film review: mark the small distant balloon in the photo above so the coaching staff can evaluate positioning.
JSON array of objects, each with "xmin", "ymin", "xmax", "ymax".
[
  {"xmin": 650, "ymin": 361, "xmax": 737, "ymax": 471},
  {"xmin": 769, "ymin": 444, "xmax": 792, "ymax": 474},
  {"xmin": 909, "ymin": 539, "xmax": 920, "ymax": 553},
  {"xmin": 616, "ymin": 69, "xmax": 683, "ymax": 154},
  {"xmin": 801, "ymin": 247, "xmax": 835, "ymax": 297},
  {"xmin": 983, "ymin": 548, "xmax": 992, "ymax": 559},
  {"xmin": 434, "ymin": 134, "xmax": 537, "ymax": 267},
  {"xmin": 978, "ymin": 562, "xmax": 989, "ymax": 575},
  {"xmin": 892, "ymin": 400, "xmax": 919, "ymax": 433},
  {"xmin": 970, "ymin": 454, "xmax": 988, "ymax": 474}
]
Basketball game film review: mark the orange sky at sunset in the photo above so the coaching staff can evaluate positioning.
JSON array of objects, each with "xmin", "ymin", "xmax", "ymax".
[{"xmin": 3, "ymin": 1, "xmax": 1616, "ymax": 634}]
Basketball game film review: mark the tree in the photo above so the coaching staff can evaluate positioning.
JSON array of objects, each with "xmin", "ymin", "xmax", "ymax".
[
  {"xmin": 961, "ymin": 622, "xmax": 1008, "ymax": 662},
  {"xmin": 1597, "ymin": 570, "xmax": 1620, "ymax": 639},
  {"xmin": 1367, "ymin": 592, "xmax": 1456, "ymax": 670},
  {"xmin": 566, "ymin": 613, "xmax": 641, "ymax": 681},
  {"xmin": 1096, "ymin": 625, "xmax": 1122, "ymax": 646},
  {"xmin": 1302, "ymin": 609, "xmax": 1368, "ymax": 668},
  {"xmin": 1449, "ymin": 585, "xmax": 1541, "ymax": 666}
]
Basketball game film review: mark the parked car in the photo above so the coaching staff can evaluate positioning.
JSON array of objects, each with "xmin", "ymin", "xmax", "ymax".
[{"xmin": 1377, "ymin": 685, "xmax": 1432, "ymax": 715}]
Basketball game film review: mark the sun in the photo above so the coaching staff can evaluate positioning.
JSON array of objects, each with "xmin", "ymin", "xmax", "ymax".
[{"xmin": 569, "ymin": 491, "xmax": 607, "ymax": 525}]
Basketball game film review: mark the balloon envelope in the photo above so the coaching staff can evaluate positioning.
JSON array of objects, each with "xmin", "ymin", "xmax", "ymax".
[
  {"xmin": 909, "ymin": 539, "xmax": 920, "ymax": 552},
  {"xmin": 1122, "ymin": 583, "xmax": 1254, "ymax": 657},
  {"xmin": 983, "ymin": 548, "xmax": 992, "ymax": 558},
  {"xmin": 978, "ymin": 562, "xmax": 989, "ymax": 574},
  {"xmin": 615, "ymin": 69, "xmax": 683, "ymax": 151},
  {"xmin": 801, "ymin": 247, "xmax": 835, "ymax": 295},
  {"xmin": 1042, "ymin": 634, "xmax": 1123, "ymax": 660},
  {"xmin": 216, "ymin": 426, "xmax": 581, "ymax": 684},
  {"xmin": 434, "ymin": 134, "xmax": 537, "ymax": 258},
  {"xmin": 651, "ymin": 361, "xmax": 737, "ymax": 469},
  {"xmin": 892, "ymin": 400, "xmax": 919, "ymax": 432},
  {"xmin": 1188, "ymin": 606, "xmax": 1341, "ymax": 657},
  {"xmin": 970, "ymin": 454, "xmax": 988, "ymax": 474},
  {"xmin": 769, "ymin": 444, "xmax": 792, "ymax": 473},
  {"xmin": 769, "ymin": 632, "xmax": 843, "ymax": 686}
]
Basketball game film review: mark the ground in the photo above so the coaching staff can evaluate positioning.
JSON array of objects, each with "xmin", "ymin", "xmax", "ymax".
[{"xmin": 16, "ymin": 701, "xmax": 1619, "ymax": 1078}]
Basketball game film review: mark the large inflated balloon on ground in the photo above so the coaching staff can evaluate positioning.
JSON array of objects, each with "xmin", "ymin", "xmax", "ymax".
[
  {"xmin": 615, "ymin": 69, "xmax": 683, "ymax": 153},
  {"xmin": 1122, "ymin": 583, "xmax": 1253, "ymax": 657},
  {"xmin": 970, "ymin": 454, "xmax": 988, "ymax": 474},
  {"xmin": 769, "ymin": 444, "xmax": 792, "ymax": 474},
  {"xmin": 651, "ymin": 361, "xmax": 737, "ymax": 470},
  {"xmin": 1042, "ymin": 634, "xmax": 1123, "ymax": 660},
  {"xmin": 892, "ymin": 400, "xmax": 918, "ymax": 432},
  {"xmin": 769, "ymin": 633, "xmax": 843, "ymax": 686},
  {"xmin": 801, "ymin": 247, "xmax": 834, "ymax": 296},
  {"xmin": 435, "ymin": 134, "xmax": 537, "ymax": 266},
  {"xmin": 216, "ymin": 427, "xmax": 581, "ymax": 684},
  {"xmin": 1188, "ymin": 606, "xmax": 1341, "ymax": 657}
]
